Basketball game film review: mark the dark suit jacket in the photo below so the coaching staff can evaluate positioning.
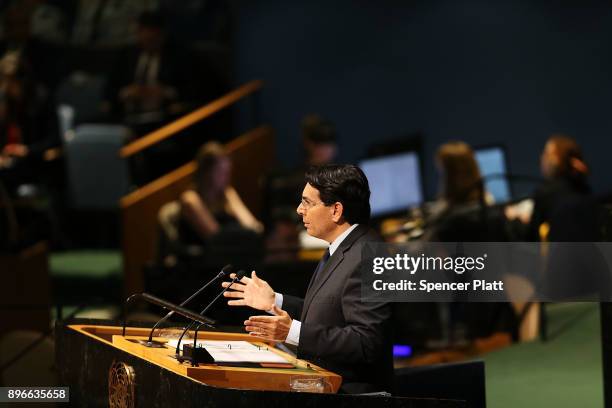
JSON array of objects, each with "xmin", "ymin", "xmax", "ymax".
[
  {"xmin": 282, "ymin": 224, "xmax": 393, "ymax": 393},
  {"xmin": 105, "ymin": 43, "xmax": 200, "ymax": 118},
  {"xmin": 529, "ymin": 177, "xmax": 601, "ymax": 242}
]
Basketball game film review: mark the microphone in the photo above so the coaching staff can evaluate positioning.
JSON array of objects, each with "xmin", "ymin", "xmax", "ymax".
[
  {"xmin": 121, "ymin": 293, "xmax": 216, "ymax": 338},
  {"xmin": 143, "ymin": 264, "xmax": 235, "ymax": 347},
  {"xmin": 175, "ymin": 270, "xmax": 247, "ymax": 362}
]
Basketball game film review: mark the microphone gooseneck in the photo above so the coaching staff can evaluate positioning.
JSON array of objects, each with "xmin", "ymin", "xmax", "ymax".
[
  {"xmin": 144, "ymin": 264, "xmax": 234, "ymax": 345},
  {"xmin": 175, "ymin": 270, "xmax": 247, "ymax": 360}
]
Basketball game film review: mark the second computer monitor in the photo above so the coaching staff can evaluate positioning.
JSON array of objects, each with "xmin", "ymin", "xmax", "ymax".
[
  {"xmin": 474, "ymin": 146, "xmax": 511, "ymax": 204},
  {"xmin": 360, "ymin": 151, "xmax": 424, "ymax": 217}
]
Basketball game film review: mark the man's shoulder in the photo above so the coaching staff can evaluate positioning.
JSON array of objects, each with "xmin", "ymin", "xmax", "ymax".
[
  {"xmin": 355, "ymin": 224, "xmax": 381, "ymax": 239},
  {"xmin": 363, "ymin": 227, "xmax": 383, "ymax": 242},
  {"xmin": 342, "ymin": 225, "xmax": 381, "ymax": 252}
]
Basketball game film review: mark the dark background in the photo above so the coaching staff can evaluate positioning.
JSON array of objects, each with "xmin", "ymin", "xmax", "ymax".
[{"xmin": 233, "ymin": 0, "xmax": 612, "ymax": 199}]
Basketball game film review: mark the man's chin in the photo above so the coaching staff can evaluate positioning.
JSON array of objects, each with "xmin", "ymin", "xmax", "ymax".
[{"xmin": 304, "ymin": 225, "xmax": 317, "ymax": 237}]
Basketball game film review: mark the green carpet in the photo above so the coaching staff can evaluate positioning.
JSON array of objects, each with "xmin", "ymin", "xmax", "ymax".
[
  {"xmin": 485, "ymin": 303, "xmax": 603, "ymax": 408},
  {"xmin": 50, "ymin": 250, "xmax": 122, "ymax": 279},
  {"xmin": 49, "ymin": 250, "xmax": 123, "ymax": 304}
]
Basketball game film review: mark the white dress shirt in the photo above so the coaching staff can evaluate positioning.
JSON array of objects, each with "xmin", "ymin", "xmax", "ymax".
[{"xmin": 274, "ymin": 224, "xmax": 359, "ymax": 346}]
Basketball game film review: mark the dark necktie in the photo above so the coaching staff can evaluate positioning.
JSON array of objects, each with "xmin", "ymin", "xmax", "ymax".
[{"xmin": 310, "ymin": 248, "xmax": 331, "ymax": 286}]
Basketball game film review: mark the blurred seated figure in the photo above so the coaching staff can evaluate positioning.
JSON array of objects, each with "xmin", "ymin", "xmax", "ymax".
[
  {"xmin": 263, "ymin": 211, "xmax": 300, "ymax": 263},
  {"xmin": 263, "ymin": 115, "xmax": 337, "ymax": 256},
  {"xmin": 104, "ymin": 11, "xmax": 195, "ymax": 133},
  {"xmin": 10, "ymin": 0, "xmax": 68, "ymax": 44},
  {"xmin": 267, "ymin": 114, "xmax": 337, "ymax": 197},
  {"xmin": 0, "ymin": 51, "xmax": 58, "ymax": 248},
  {"xmin": 301, "ymin": 113, "xmax": 338, "ymax": 166},
  {"xmin": 265, "ymin": 114, "xmax": 338, "ymax": 212},
  {"xmin": 157, "ymin": 141, "xmax": 263, "ymax": 267},
  {"xmin": 528, "ymin": 134, "xmax": 600, "ymax": 242},
  {"xmin": 0, "ymin": 46, "xmax": 59, "ymax": 190},
  {"xmin": 421, "ymin": 141, "xmax": 517, "ymax": 343},
  {"xmin": 180, "ymin": 141, "xmax": 263, "ymax": 238},
  {"xmin": 423, "ymin": 141, "xmax": 508, "ymax": 242},
  {"xmin": 523, "ymin": 136, "xmax": 607, "ymax": 300},
  {"xmin": 0, "ymin": 7, "xmax": 62, "ymax": 246},
  {"xmin": 0, "ymin": 3, "xmax": 59, "ymax": 92},
  {"xmin": 71, "ymin": 0, "xmax": 154, "ymax": 47}
]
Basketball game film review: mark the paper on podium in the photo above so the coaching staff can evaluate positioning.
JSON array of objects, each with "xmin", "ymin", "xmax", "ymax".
[{"xmin": 168, "ymin": 340, "xmax": 290, "ymax": 364}]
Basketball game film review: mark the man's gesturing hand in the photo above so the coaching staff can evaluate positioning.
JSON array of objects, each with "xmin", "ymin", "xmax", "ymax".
[
  {"xmin": 222, "ymin": 271, "xmax": 275, "ymax": 311},
  {"xmin": 244, "ymin": 305, "xmax": 292, "ymax": 342}
]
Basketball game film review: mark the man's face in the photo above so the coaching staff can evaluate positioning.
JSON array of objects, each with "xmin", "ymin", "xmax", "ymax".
[{"xmin": 296, "ymin": 183, "xmax": 337, "ymax": 241}]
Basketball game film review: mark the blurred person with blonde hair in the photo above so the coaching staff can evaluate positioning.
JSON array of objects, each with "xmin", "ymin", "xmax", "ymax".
[{"xmin": 178, "ymin": 141, "xmax": 263, "ymax": 242}]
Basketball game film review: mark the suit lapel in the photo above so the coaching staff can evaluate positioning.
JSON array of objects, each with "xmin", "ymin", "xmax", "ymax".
[
  {"xmin": 301, "ymin": 225, "xmax": 368, "ymax": 321},
  {"xmin": 305, "ymin": 253, "xmax": 329, "ymax": 294}
]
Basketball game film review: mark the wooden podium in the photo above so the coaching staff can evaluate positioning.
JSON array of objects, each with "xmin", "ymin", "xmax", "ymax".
[
  {"xmin": 56, "ymin": 318, "xmax": 465, "ymax": 407},
  {"xmin": 75, "ymin": 323, "xmax": 340, "ymax": 392}
]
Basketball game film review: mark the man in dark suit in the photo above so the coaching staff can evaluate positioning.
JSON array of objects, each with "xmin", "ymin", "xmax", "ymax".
[
  {"xmin": 223, "ymin": 164, "xmax": 393, "ymax": 393},
  {"xmin": 104, "ymin": 11, "xmax": 197, "ymax": 131}
]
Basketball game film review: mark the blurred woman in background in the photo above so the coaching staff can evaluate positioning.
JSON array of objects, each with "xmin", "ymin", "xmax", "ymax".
[
  {"xmin": 528, "ymin": 134, "xmax": 598, "ymax": 241},
  {"xmin": 437, "ymin": 141, "xmax": 482, "ymax": 205},
  {"xmin": 155, "ymin": 141, "xmax": 263, "ymax": 301},
  {"xmin": 179, "ymin": 141, "xmax": 263, "ymax": 241},
  {"xmin": 423, "ymin": 141, "xmax": 503, "ymax": 241},
  {"xmin": 421, "ymin": 141, "xmax": 516, "ymax": 342}
]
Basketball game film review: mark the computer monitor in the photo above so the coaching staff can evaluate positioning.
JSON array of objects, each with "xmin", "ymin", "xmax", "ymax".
[
  {"xmin": 359, "ymin": 151, "xmax": 423, "ymax": 217},
  {"xmin": 474, "ymin": 146, "xmax": 512, "ymax": 203}
]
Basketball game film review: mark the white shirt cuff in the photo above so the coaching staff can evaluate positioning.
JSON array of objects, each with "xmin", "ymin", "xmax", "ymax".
[
  {"xmin": 285, "ymin": 319, "xmax": 301, "ymax": 346},
  {"xmin": 266, "ymin": 292, "xmax": 283, "ymax": 314},
  {"xmin": 275, "ymin": 292, "xmax": 283, "ymax": 309}
]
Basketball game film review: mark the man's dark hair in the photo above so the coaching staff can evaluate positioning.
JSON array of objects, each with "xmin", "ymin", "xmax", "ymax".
[{"xmin": 305, "ymin": 164, "xmax": 371, "ymax": 224}]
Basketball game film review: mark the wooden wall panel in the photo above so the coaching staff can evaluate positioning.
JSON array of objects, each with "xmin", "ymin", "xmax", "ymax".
[{"xmin": 0, "ymin": 242, "xmax": 50, "ymax": 333}]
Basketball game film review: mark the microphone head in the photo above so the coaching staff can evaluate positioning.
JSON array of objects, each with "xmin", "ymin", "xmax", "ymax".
[
  {"xmin": 221, "ymin": 264, "xmax": 235, "ymax": 276},
  {"xmin": 234, "ymin": 270, "xmax": 247, "ymax": 280}
]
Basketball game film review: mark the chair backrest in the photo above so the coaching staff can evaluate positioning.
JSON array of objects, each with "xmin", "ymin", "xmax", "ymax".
[
  {"xmin": 65, "ymin": 124, "xmax": 131, "ymax": 210},
  {"xmin": 393, "ymin": 360, "xmax": 486, "ymax": 408}
]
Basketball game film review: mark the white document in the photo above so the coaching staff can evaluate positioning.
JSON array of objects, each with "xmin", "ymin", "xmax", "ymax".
[{"xmin": 167, "ymin": 340, "xmax": 290, "ymax": 364}]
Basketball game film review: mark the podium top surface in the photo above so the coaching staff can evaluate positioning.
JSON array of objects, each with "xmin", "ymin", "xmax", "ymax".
[{"xmin": 68, "ymin": 324, "xmax": 342, "ymax": 393}]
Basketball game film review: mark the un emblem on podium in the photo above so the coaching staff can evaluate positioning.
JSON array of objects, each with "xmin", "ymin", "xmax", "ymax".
[{"xmin": 108, "ymin": 360, "xmax": 136, "ymax": 408}]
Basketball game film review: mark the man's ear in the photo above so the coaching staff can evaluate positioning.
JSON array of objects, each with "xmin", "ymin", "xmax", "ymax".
[{"xmin": 331, "ymin": 202, "xmax": 344, "ymax": 223}]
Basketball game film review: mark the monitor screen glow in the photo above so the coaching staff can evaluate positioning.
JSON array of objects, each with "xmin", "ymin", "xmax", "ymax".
[
  {"xmin": 474, "ymin": 147, "xmax": 511, "ymax": 203},
  {"xmin": 360, "ymin": 152, "xmax": 423, "ymax": 216}
]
